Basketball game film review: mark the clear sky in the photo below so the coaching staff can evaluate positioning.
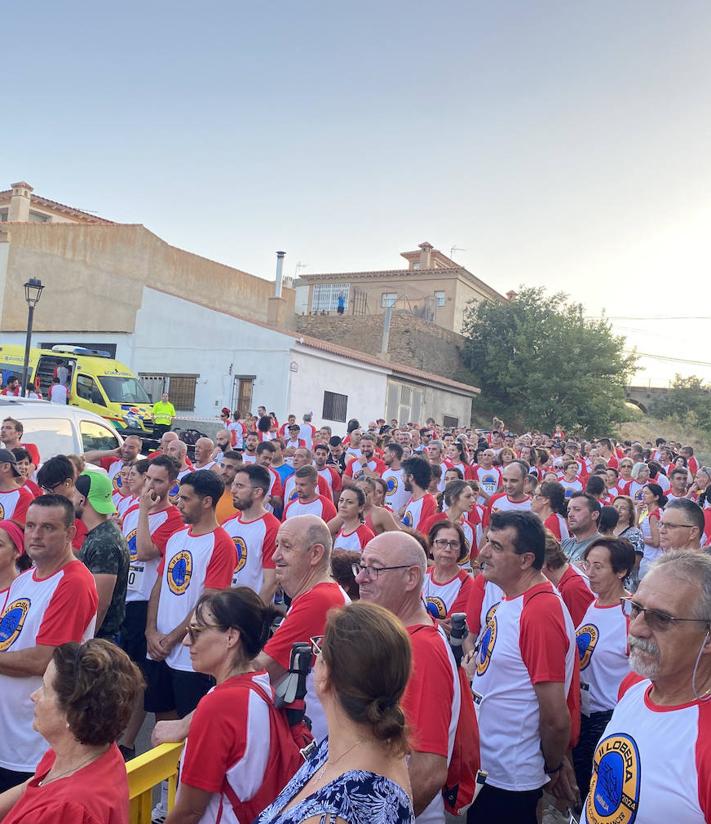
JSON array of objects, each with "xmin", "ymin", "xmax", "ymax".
[{"xmin": 4, "ymin": 1, "xmax": 711, "ymax": 386}]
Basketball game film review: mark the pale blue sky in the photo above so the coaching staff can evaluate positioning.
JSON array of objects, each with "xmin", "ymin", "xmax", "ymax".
[{"xmin": 4, "ymin": 1, "xmax": 711, "ymax": 385}]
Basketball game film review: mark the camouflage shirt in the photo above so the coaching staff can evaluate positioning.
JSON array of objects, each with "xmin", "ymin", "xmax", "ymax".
[{"xmin": 79, "ymin": 519, "xmax": 130, "ymax": 639}]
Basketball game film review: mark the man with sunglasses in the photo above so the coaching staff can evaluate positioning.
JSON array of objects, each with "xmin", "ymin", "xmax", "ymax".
[
  {"xmin": 581, "ymin": 551, "xmax": 711, "ymax": 823},
  {"xmin": 356, "ymin": 531, "xmax": 465, "ymax": 824}
]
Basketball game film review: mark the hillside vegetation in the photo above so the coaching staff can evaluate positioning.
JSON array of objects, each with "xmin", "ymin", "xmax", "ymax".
[{"xmin": 617, "ymin": 414, "xmax": 711, "ymax": 463}]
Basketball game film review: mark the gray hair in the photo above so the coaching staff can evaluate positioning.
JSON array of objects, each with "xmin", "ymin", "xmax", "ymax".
[
  {"xmin": 631, "ymin": 462, "xmax": 648, "ymax": 481},
  {"xmin": 651, "ymin": 550, "xmax": 711, "ymax": 621}
]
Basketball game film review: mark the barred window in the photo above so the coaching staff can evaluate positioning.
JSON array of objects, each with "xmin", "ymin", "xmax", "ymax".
[{"xmin": 322, "ymin": 390, "xmax": 348, "ymax": 423}]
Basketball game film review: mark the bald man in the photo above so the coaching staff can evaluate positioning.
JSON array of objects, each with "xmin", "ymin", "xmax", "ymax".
[
  {"xmin": 256, "ymin": 515, "xmax": 349, "ymax": 741},
  {"xmin": 84, "ymin": 434, "xmax": 143, "ymax": 492},
  {"xmin": 193, "ymin": 437, "xmax": 218, "ymax": 471},
  {"xmin": 357, "ymin": 532, "xmax": 467, "ymax": 823},
  {"xmin": 148, "ymin": 430, "xmax": 179, "ymax": 459}
]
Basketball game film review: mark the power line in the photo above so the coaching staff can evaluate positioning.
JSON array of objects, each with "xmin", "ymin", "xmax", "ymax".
[
  {"xmin": 587, "ymin": 315, "xmax": 711, "ymax": 321},
  {"xmin": 626, "ymin": 350, "xmax": 711, "ymax": 368}
]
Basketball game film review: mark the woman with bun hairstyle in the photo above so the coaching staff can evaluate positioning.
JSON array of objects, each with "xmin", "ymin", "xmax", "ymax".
[
  {"xmin": 258, "ymin": 601, "xmax": 414, "ymax": 824},
  {"xmin": 0, "ymin": 638, "xmax": 142, "ymax": 823},
  {"xmin": 166, "ymin": 587, "xmax": 302, "ymax": 824},
  {"xmin": 0, "ymin": 520, "xmax": 31, "ymax": 603}
]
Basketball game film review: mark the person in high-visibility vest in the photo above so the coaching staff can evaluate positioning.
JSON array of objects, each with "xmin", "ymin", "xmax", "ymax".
[{"xmin": 152, "ymin": 392, "xmax": 176, "ymax": 438}]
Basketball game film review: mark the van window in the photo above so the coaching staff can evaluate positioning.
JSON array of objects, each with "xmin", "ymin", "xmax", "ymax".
[
  {"xmin": 98, "ymin": 376, "xmax": 150, "ymax": 405},
  {"xmin": 80, "ymin": 421, "xmax": 121, "ymax": 452},
  {"xmin": 76, "ymin": 375, "xmax": 106, "ymax": 407},
  {"xmin": 19, "ymin": 418, "xmax": 75, "ymax": 460}
]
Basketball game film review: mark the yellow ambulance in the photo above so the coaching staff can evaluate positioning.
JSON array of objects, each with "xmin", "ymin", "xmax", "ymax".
[{"xmin": 0, "ymin": 344, "xmax": 154, "ymax": 435}]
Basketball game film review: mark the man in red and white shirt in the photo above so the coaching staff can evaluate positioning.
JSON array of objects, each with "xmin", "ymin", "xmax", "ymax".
[
  {"xmin": 357, "ymin": 531, "xmax": 472, "ymax": 824},
  {"xmin": 222, "ymin": 464, "xmax": 279, "ymax": 603},
  {"xmin": 382, "ymin": 442, "xmax": 410, "ymax": 514},
  {"xmin": 343, "ymin": 434, "xmax": 386, "ymax": 480},
  {"xmin": 284, "ymin": 423, "xmax": 307, "ymax": 451},
  {"xmin": 257, "ymin": 515, "xmax": 349, "ymax": 742},
  {"xmin": 145, "ymin": 470, "xmax": 234, "ymax": 720},
  {"xmin": 0, "ymin": 449, "xmax": 34, "ymax": 525},
  {"xmin": 299, "ymin": 413, "xmax": 317, "ymax": 449},
  {"xmin": 283, "ymin": 466, "xmax": 337, "ymax": 522},
  {"xmin": 314, "ymin": 443, "xmax": 341, "ymax": 502},
  {"xmin": 84, "ymin": 435, "xmax": 143, "ymax": 491},
  {"xmin": 400, "ymin": 456, "xmax": 438, "ymax": 533},
  {"xmin": 471, "ymin": 449, "xmax": 502, "ymax": 506},
  {"xmin": 581, "ymin": 551, "xmax": 711, "ymax": 823},
  {"xmin": 485, "ymin": 460, "xmax": 532, "ymax": 527},
  {"xmin": 283, "ymin": 448, "xmax": 332, "ymax": 503},
  {"xmin": 471, "ymin": 510, "xmax": 579, "ymax": 821},
  {"xmin": 255, "ymin": 442, "xmax": 284, "ymax": 514},
  {"xmin": 0, "ymin": 496, "xmax": 98, "ymax": 790}
]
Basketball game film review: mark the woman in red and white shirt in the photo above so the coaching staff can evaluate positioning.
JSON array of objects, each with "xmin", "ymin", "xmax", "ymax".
[
  {"xmin": 638, "ymin": 483, "xmax": 666, "ymax": 579},
  {"xmin": 422, "ymin": 479, "xmax": 479, "ymax": 566},
  {"xmin": 531, "ymin": 480, "xmax": 570, "ymax": 541},
  {"xmin": 170, "ymin": 588, "xmax": 302, "ymax": 824},
  {"xmin": 333, "ymin": 487, "xmax": 375, "ymax": 552},
  {"xmin": 422, "ymin": 521, "xmax": 474, "ymax": 622},
  {"xmin": 0, "ymin": 520, "xmax": 31, "ymax": 608}
]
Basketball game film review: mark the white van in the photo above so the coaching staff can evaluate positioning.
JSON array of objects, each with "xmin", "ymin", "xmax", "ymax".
[{"xmin": 0, "ymin": 397, "xmax": 123, "ymax": 461}]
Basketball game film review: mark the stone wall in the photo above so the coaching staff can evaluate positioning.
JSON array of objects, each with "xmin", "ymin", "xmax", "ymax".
[{"xmin": 296, "ymin": 310, "xmax": 475, "ymax": 383}]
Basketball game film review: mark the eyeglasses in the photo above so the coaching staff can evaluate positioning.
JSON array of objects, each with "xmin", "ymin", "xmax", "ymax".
[
  {"xmin": 310, "ymin": 635, "xmax": 324, "ymax": 656},
  {"xmin": 351, "ymin": 563, "xmax": 414, "ymax": 579},
  {"xmin": 433, "ymin": 539, "xmax": 460, "ymax": 550},
  {"xmin": 186, "ymin": 622, "xmax": 223, "ymax": 643},
  {"xmin": 621, "ymin": 597, "xmax": 710, "ymax": 632},
  {"xmin": 658, "ymin": 522, "xmax": 696, "ymax": 530}
]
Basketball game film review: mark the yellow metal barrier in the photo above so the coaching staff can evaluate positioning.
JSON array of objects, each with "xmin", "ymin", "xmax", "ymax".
[{"xmin": 126, "ymin": 742, "xmax": 184, "ymax": 824}]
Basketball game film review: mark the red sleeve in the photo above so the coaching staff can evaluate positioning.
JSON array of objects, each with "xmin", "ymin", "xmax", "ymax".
[
  {"xmin": 317, "ymin": 476, "xmax": 331, "ymax": 498},
  {"xmin": 7, "ymin": 802, "xmax": 96, "ymax": 824},
  {"xmin": 465, "ymin": 573, "xmax": 486, "ymax": 637},
  {"xmin": 544, "ymin": 513, "xmax": 562, "ymax": 541},
  {"xmin": 11, "ymin": 487, "xmax": 34, "ymax": 525},
  {"xmin": 262, "ymin": 517, "xmax": 278, "ymax": 569},
  {"xmin": 151, "ymin": 511, "xmax": 183, "ymax": 555},
  {"xmin": 270, "ymin": 471, "xmax": 284, "ymax": 499},
  {"xmin": 375, "ymin": 460, "xmax": 387, "ymax": 476},
  {"xmin": 421, "ymin": 513, "xmax": 446, "ymax": 536},
  {"xmin": 560, "ymin": 573, "xmax": 595, "ymax": 628},
  {"xmin": 617, "ymin": 671, "xmax": 645, "ymax": 700},
  {"xmin": 450, "ymin": 573, "xmax": 474, "ymax": 616},
  {"xmin": 181, "ymin": 688, "xmax": 247, "ymax": 792},
  {"xmin": 36, "ymin": 564, "xmax": 98, "ymax": 646},
  {"xmin": 415, "ymin": 496, "xmax": 437, "ymax": 531},
  {"xmin": 330, "ymin": 467, "xmax": 342, "ymax": 494},
  {"xmin": 204, "ymin": 531, "xmax": 236, "ymax": 589},
  {"xmin": 320, "ymin": 496, "xmax": 337, "ymax": 521},
  {"xmin": 98, "ymin": 456, "xmax": 116, "ymax": 471},
  {"xmin": 25, "ymin": 480, "xmax": 42, "ymax": 498},
  {"xmin": 519, "ymin": 590, "xmax": 569, "ymax": 684},
  {"xmin": 401, "ymin": 629, "xmax": 453, "ymax": 757},
  {"xmin": 343, "ymin": 461, "xmax": 355, "ymax": 478}
]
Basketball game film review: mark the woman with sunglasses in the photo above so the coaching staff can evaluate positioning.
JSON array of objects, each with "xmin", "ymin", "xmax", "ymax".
[
  {"xmin": 166, "ymin": 588, "xmax": 302, "ymax": 824},
  {"xmin": 257, "ymin": 601, "xmax": 414, "ymax": 824},
  {"xmin": 572, "ymin": 537, "xmax": 636, "ymax": 807},
  {"xmin": 421, "ymin": 521, "xmax": 474, "ymax": 625}
]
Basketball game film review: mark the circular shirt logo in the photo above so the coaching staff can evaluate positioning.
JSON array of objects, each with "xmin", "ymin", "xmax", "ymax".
[
  {"xmin": 0, "ymin": 598, "xmax": 31, "ymax": 652},
  {"xmin": 402, "ymin": 510, "xmax": 413, "ymax": 528},
  {"xmin": 476, "ymin": 614, "xmax": 498, "ymax": 677},
  {"xmin": 0, "ymin": 502, "xmax": 4, "ymax": 519},
  {"xmin": 426, "ymin": 596, "xmax": 447, "ymax": 620},
  {"xmin": 586, "ymin": 733, "xmax": 640, "ymax": 824},
  {"xmin": 232, "ymin": 536, "xmax": 248, "ymax": 574},
  {"xmin": 126, "ymin": 529, "xmax": 138, "ymax": 560},
  {"xmin": 576, "ymin": 623, "xmax": 600, "ymax": 670},
  {"xmin": 386, "ymin": 476, "xmax": 398, "ymax": 495},
  {"xmin": 167, "ymin": 550, "xmax": 193, "ymax": 595}
]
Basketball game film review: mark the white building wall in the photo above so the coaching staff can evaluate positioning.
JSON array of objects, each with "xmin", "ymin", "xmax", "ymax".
[
  {"xmin": 289, "ymin": 345, "xmax": 389, "ymax": 435},
  {"xmin": 132, "ymin": 288, "xmax": 295, "ymax": 419}
]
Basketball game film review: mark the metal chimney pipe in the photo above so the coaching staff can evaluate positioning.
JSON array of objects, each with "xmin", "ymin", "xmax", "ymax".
[{"xmin": 275, "ymin": 251, "xmax": 286, "ymax": 298}]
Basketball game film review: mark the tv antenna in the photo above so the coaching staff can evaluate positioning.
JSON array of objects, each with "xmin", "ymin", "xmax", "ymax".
[
  {"xmin": 449, "ymin": 245, "xmax": 466, "ymax": 259},
  {"xmin": 294, "ymin": 261, "xmax": 308, "ymax": 277}
]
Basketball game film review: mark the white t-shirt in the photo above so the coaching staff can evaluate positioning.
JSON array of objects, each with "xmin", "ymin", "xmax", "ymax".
[
  {"xmin": 576, "ymin": 600, "xmax": 630, "ymax": 715},
  {"xmin": 382, "ymin": 468, "xmax": 410, "ymax": 513},
  {"xmin": 0, "ymin": 562, "xmax": 97, "ymax": 771},
  {"xmin": 582, "ymin": 677, "xmax": 711, "ymax": 823},
  {"xmin": 221, "ymin": 512, "xmax": 279, "ymax": 593},
  {"xmin": 49, "ymin": 383, "xmax": 68, "ymax": 404},
  {"xmin": 152, "ymin": 527, "xmax": 235, "ymax": 672},
  {"xmin": 122, "ymin": 504, "xmax": 183, "ymax": 603}
]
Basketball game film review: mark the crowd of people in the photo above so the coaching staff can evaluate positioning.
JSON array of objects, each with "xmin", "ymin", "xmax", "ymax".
[{"xmin": 0, "ymin": 408, "xmax": 709, "ymax": 824}]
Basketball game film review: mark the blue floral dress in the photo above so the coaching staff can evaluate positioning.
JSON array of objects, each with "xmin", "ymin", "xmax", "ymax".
[{"xmin": 255, "ymin": 739, "xmax": 414, "ymax": 824}]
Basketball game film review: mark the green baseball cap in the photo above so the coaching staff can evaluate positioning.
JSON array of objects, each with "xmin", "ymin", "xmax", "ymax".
[{"xmin": 75, "ymin": 471, "xmax": 117, "ymax": 516}]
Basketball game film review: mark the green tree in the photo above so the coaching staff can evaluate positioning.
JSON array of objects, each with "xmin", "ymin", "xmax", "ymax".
[
  {"xmin": 461, "ymin": 287, "xmax": 636, "ymax": 435},
  {"xmin": 651, "ymin": 375, "xmax": 711, "ymax": 431}
]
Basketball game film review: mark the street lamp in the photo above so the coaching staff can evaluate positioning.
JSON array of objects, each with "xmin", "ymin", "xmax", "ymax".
[{"xmin": 20, "ymin": 278, "xmax": 44, "ymax": 398}]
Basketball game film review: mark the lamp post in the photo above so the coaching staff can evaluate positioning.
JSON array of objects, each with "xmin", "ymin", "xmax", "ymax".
[{"xmin": 20, "ymin": 278, "xmax": 44, "ymax": 398}]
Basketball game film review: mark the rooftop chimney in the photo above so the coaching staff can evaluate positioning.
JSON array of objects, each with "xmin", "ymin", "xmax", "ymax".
[
  {"xmin": 418, "ymin": 242, "xmax": 433, "ymax": 269},
  {"xmin": 8, "ymin": 181, "xmax": 32, "ymax": 222},
  {"xmin": 274, "ymin": 251, "xmax": 286, "ymax": 298}
]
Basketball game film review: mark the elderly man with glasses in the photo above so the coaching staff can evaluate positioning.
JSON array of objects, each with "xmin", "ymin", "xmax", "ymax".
[
  {"xmin": 356, "ymin": 531, "xmax": 473, "ymax": 824},
  {"xmin": 581, "ymin": 551, "xmax": 711, "ymax": 823},
  {"xmin": 659, "ymin": 499, "xmax": 706, "ymax": 552}
]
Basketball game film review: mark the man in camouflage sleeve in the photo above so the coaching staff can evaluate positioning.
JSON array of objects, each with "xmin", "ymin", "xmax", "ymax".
[{"xmin": 74, "ymin": 471, "xmax": 129, "ymax": 641}]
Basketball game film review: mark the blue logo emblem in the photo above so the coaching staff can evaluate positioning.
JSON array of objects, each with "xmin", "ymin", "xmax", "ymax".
[
  {"xmin": 0, "ymin": 598, "xmax": 31, "ymax": 651},
  {"xmin": 386, "ymin": 476, "xmax": 398, "ymax": 494},
  {"xmin": 576, "ymin": 623, "xmax": 599, "ymax": 670},
  {"xmin": 402, "ymin": 510, "xmax": 413, "ymax": 527},
  {"xmin": 167, "ymin": 550, "xmax": 193, "ymax": 595},
  {"xmin": 426, "ymin": 596, "xmax": 447, "ymax": 620},
  {"xmin": 232, "ymin": 536, "xmax": 248, "ymax": 574},
  {"xmin": 587, "ymin": 733, "xmax": 640, "ymax": 824},
  {"xmin": 476, "ymin": 614, "xmax": 498, "ymax": 677},
  {"xmin": 126, "ymin": 529, "xmax": 138, "ymax": 560}
]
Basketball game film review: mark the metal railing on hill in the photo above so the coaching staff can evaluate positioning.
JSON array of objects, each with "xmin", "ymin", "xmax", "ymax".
[{"xmin": 126, "ymin": 742, "xmax": 183, "ymax": 823}]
